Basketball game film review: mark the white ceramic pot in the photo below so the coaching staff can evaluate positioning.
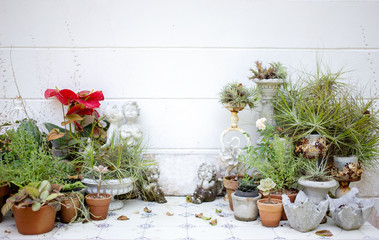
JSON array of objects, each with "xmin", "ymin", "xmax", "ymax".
[
  {"xmin": 298, "ymin": 177, "xmax": 337, "ymax": 205},
  {"xmin": 333, "ymin": 155, "xmax": 358, "ymax": 171},
  {"xmin": 231, "ymin": 192, "xmax": 261, "ymax": 221},
  {"xmin": 82, "ymin": 177, "xmax": 134, "ymax": 211}
]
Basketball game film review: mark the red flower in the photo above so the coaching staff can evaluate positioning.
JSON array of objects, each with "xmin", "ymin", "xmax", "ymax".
[
  {"xmin": 76, "ymin": 90, "xmax": 104, "ymax": 109},
  {"xmin": 44, "ymin": 89, "xmax": 78, "ymax": 105}
]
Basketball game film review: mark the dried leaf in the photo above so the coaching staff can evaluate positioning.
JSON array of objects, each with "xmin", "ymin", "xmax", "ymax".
[
  {"xmin": 47, "ymin": 128, "xmax": 65, "ymax": 141},
  {"xmin": 201, "ymin": 216, "xmax": 212, "ymax": 220},
  {"xmin": 195, "ymin": 213, "xmax": 203, "ymax": 218},
  {"xmin": 216, "ymin": 209, "xmax": 222, "ymax": 213},
  {"xmin": 315, "ymin": 230, "xmax": 333, "ymax": 237},
  {"xmin": 219, "ymin": 214, "xmax": 225, "ymax": 217},
  {"xmin": 61, "ymin": 114, "xmax": 84, "ymax": 126},
  {"xmin": 133, "ymin": 211, "xmax": 139, "ymax": 214},
  {"xmin": 186, "ymin": 195, "xmax": 192, "ymax": 203},
  {"xmin": 144, "ymin": 207, "xmax": 152, "ymax": 213},
  {"xmin": 166, "ymin": 212, "xmax": 174, "ymax": 216},
  {"xmin": 117, "ymin": 215, "xmax": 129, "ymax": 221},
  {"xmin": 4, "ymin": 230, "xmax": 11, "ymax": 234},
  {"xmin": 210, "ymin": 219, "xmax": 218, "ymax": 226}
]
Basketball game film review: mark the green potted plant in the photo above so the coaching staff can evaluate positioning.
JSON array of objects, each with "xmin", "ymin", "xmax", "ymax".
[
  {"xmin": 219, "ymin": 82, "xmax": 260, "ymax": 112},
  {"xmin": 231, "ymin": 175, "xmax": 262, "ymax": 221},
  {"xmin": 257, "ymin": 178, "xmax": 283, "ymax": 227},
  {"xmin": 1, "ymin": 180, "xmax": 62, "ymax": 235},
  {"xmin": 85, "ymin": 165, "xmax": 111, "ymax": 221},
  {"xmin": 59, "ymin": 181, "xmax": 87, "ymax": 223}
]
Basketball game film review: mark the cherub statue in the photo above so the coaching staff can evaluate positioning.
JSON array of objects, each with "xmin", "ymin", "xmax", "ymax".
[
  {"xmin": 103, "ymin": 105, "xmax": 124, "ymax": 146},
  {"xmin": 120, "ymin": 101, "xmax": 142, "ymax": 146},
  {"xmin": 140, "ymin": 165, "xmax": 167, "ymax": 203},
  {"xmin": 192, "ymin": 163, "xmax": 217, "ymax": 204}
]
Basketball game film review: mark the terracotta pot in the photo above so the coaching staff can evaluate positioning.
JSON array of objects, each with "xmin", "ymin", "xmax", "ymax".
[
  {"xmin": 257, "ymin": 199, "xmax": 283, "ymax": 227},
  {"xmin": 12, "ymin": 204, "xmax": 57, "ymax": 235},
  {"xmin": 269, "ymin": 191, "xmax": 297, "ymax": 220},
  {"xmin": 85, "ymin": 193, "xmax": 111, "ymax": 221},
  {"xmin": 60, "ymin": 195, "xmax": 81, "ymax": 223},
  {"xmin": 223, "ymin": 175, "xmax": 243, "ymax": 211},
  {"xmin": 0, "ymin": 183, "xmax": 10, "ymax": 223}
]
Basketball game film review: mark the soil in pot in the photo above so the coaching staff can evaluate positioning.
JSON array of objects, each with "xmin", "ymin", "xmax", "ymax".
[
  {"xmin": 262, "ymin": 189, "xmax": 297, "ymax": 220},
  {"xmin": 257, "ymin": 199, "xmax": 283, "ymax": 227},
  {"xmin": 85, "ymin": 193, "xmax": 112, "ymax": 221},
  {"xmin": 60, "ymin": 195, "xmax": 81, "ymax": 223},
  {"xmin": 0, "ymin": 183, "xmax": 10, "ymax": 223},
  {"xmin": 223, "ymin": 175, "xmax": 243, "ymax": 211},
  {"xmin": 12, "ymin": 204, "xmax": 57, "ymax": 235}
]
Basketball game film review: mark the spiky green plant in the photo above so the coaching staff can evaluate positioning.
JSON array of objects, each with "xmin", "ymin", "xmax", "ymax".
[
  {"xmin": 249, "ymin": 61, "xmax": 287, "ymax": 80},
  {"xmin": 219, "ymin": 82, "xmax": 260, "ymax": 110},
  {"xmin": 302, "ymin": 159, "xmax": 332, "ymax": 182}
]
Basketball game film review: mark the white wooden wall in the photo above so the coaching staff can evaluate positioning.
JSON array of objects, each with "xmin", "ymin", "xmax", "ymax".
[{"xmin": 0, "ymin": 0, "xmax": 379, "ymax": 226}]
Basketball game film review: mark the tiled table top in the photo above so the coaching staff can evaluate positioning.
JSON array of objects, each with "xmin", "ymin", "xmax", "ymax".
[{"xmin": 0, "ymin": 196, "xmax": 378, "ymax": 240}]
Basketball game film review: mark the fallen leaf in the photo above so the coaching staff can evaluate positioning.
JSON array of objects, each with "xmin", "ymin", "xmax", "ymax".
[
  {"xmin": 210, "ymin": 219, "xmax": 217, "ymax": 226},
  {"xmin": 201, "ymin": 216, "xmax": 212, "ymax": 220},
  {"xmin": 216, "ymin": 209, "xmax": 222, "ymax": 213},
  {"xmin": 315, "ymin": 230, "xmax": 333, "ymax": 237},
  {"xmin": 4, "ymin": 230, "xmax": 11, "ymax": 234},
  {"xmin": 133, "ymin": 211, "xmax": 139, "ymax": 214},
  {"xmin": 144, "ymin": 207, "xmax": 152, "ymax": 213},
  {"xmin": 219, "ymin": 214, "xmax": 225, "ymax": 217},
  {"xmin": 166, "ymin": 212, "xmax": 174, "ymax": 216},
  {"xmin": 186, "ymin": 195, "xmax": 192, "ymax": 203},
  {"xmin": 117, "ymin": 215, "xmax": 129, "ymax": 221},
  {"xmin": 195, "ymin": 213, "xmax": 203, "ymax": 218}
]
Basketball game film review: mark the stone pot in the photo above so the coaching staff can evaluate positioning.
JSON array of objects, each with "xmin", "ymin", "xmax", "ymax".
[
  {"xmin": 299, "ymin": 134, "xmax": 328, "ymax": 159},
  {"xmin": 223, "ymin": 175, "xmax": 243, "ymax": 211},
  {"xmin": 333, "ymin": 155, "xmax": 358, "ymax": 171},
  {"xmin": 282, "ymin": 191, "xmax": 328, "ymax": 232},
  {"xmin": 257, "ymin": 199, "xmax": 283, "ymax": 227},
  {"xmin": 85, "ymin": 193, "xmax": 112, "ymax": 221},
  {"xmin": 298, "ymin": 177, "xmax": 337, "ymax": 204},
  {"xmin": 0, "ymin": 183, "xmax": 10, "ymax": 223},
  {"xmin": 12, "ymin": 204, "xmax": 57, "ymax": 235},
  {"xmin": 60, "ymin": 194, "xmax": 81, "ymax": 223},
  {"xmin": 82, "ymin": 177, "xmax": 133, "ymax": 211},
  {"xmin": 231, "ymin": 192, "xmax": 261, "ymax": 221}
]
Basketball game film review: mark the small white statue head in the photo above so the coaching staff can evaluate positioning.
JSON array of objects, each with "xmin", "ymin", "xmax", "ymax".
[
  {"xmin": 104, "ymin": 105, "xmax": 124, "ymax": 124},
  {"xmin": 122, "ymin": 101, "xmax": 140, "ymax": 122}
]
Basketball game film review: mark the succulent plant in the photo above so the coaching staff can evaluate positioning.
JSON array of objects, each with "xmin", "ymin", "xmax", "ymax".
[
  {"xmin": 249, "ymin": 61, "xmax": 287, "ymax": 80},
  {"xmin": 219, "ymin": 82, "xmax": 260, "ymax": 110},
  {"xmin": 237, "ymin": 177, "xmax": 258, "ymax": 193},
  {"xmin": 1, "ymin": 180, "xmax": 62, "ymax": 216}
]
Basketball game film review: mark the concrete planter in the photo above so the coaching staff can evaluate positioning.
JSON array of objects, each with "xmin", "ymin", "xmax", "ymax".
[
  {"xmin": 298, "ymin": 177, "xmax": 337, "ymax": 204},
  {"xmin": 333, "ymin": 155, "xmax": 358, "ymax": 171},
  {"xmin": 231, "ymin": 192, "xmax": 261, "ymax": 221}
]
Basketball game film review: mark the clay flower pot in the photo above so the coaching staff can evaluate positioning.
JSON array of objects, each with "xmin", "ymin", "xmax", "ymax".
[
  {"xmin": 223, "ymin": 175, "xmax": 243, "ymax": 211},
  {"xmin": 60, "ymin": 195, "xmax": 81, "ymax": 223},
  {"xmin": 12, "ymin": 205, "xmax": 57, "ymax": 235},
  {"xmin": 269, "ymin": 191, "xmax": 297, "ymax": 220},
  {"xmin": 257, "ymin": 199, "xmax": 283, "ymax": 227},
  {"xmin": 85, "ymin": 193, "xmax": 111, "ymax": 221},
  {"xmin": 0, "ymin": 183, "xmax": 10, "ymax": 223}
]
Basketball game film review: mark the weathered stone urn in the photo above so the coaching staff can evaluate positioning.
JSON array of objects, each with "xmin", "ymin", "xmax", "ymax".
[
  {"xmin": 231, "ymin": 192, "xmax": 262, "ymax": 221},
  {"xmin": 298, "ymin": 177, "xmax": 337, "ymax": 205}
]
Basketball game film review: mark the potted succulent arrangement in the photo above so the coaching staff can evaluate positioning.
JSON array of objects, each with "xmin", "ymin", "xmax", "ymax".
[
  {"xmin": 257, "ymin": 178, "xmax": 283, "ymax": 227},
  {"xmin": 85, "ymin": 165, "xmax": 112, "ymax": 221},
  {"xmin": 1, "ymin": 180, "xmax": 62, "ymax": 235},
  {"xmin": 231, "ymin": 175, "xmax": 262, "ymax": 221}
]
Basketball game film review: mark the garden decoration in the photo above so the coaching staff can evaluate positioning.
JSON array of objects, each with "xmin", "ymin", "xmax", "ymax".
[
  {"xmin": 332, "ymin": 162, "xmax": 364, "ymax": 198},
  {"xmin": 294, "ymin": 134, "xmax": 328, "ymax": 160},
  {"xmin": 249, "ymin": 61, "xmax": 287, "ymax": 126},
  {"xmin": 140, "ymin": 165, "xmax": 167, "ymax": 203},
  {"xmin": 103, "ymin": 104, "xmax": 125, "ymax": 147},
  {"xmin": 192, "ymin": 163, "xmax": 218, "ymax": 204},
  {"xmin": 282, "ymin": 191, "xmax": 328, "ymax": 232},
  {"xmin": 257, "ymin": 178, "xmax": 283, "ymax": 227},
  {"xmin": 328, "ymin": 187, "xmax": 374, "ymax": 230},
  {"xmin": 85, "ymin": 165, "xmax": 112, "ymax": 221},
  {"xmin": 120, "ymin": 101, "xmax": 143, "ymax": 147}
]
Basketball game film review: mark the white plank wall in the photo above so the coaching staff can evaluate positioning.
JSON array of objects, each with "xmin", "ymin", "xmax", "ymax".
[{"xmin": 0, "ymin": 1, "xmax": 378, "ymax": 226}]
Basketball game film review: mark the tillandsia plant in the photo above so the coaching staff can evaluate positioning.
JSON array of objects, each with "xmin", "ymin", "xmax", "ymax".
[
  {"xmin": 1, "ymin": 180, "xmax": 62, "ymax": 216},
  {"xmin": 93, "ymin": 165, "xmax": 109, "ymax": 198},
  {"xmin": 219, "ymin": 82, "xmax": 260, "ymax": 110},
  {"xmin": 302, "ymin": 159, "xmax": 333, "ymax": 182},
  {"xmin": 257, "ymin": 178, "xmax": 276, "ymax": 204},
  {"xmin": 249, "ymin": 61, "xmax": 287, "ymax": 80}
]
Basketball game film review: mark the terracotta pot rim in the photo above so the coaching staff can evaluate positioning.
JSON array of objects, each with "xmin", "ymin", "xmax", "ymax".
[
  {"xmin": 85, "ymin": 193, "xmax": 112, "ymax": 199},
  {"xmin": 257, "ymin": 199, "xmax": 282, "ymax": 205}
]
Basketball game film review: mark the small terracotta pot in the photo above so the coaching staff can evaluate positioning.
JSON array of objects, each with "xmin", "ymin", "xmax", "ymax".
[
  {"xmin": 257, "ymin": 199, "xmax": 283, "ymax": 227},
  {"xmin": 85, "ymin": 193, "xmax": 111, "ymax": 221},
  {"xmin": 223, "ymin": 175, "xmax": 243, "ymax": 211},
  {"xmin": 60, "ymin": 195, "xmax": 81, "ymax": 223},
  {"xmin": 0, "ymin": 183, "xmax": 10, "ymax": 223},
  {"xmin": 269, "ymin": 191, "xmax": 297, "ymax": 220},
  {"xmin": 12, "ymin": 204, "xmax": 57, "ymax": 235}
]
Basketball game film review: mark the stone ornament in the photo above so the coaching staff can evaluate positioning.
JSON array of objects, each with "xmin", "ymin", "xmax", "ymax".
[
  {"xmin": 192, "ymin": 163, "xmax": 218, "ymax": 204},
  {"xmin": 328, "ymin": 187, "xmax": 374, "ymax": 230},
  {"xmin": 140, "ymin": 165, "xmax": 167, "ymax": 203},
  {"xmin": 282, "ymin": 191, "xmax": 328, "ymax": 232},
  {"xmin": 103, "ymin": 104, "xmax": 124, "ymax": 146}
]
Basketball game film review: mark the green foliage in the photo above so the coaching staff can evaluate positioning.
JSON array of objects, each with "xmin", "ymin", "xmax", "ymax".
[
  {"xmin": 237, "ymin": 175, "xmax": 258, "ymax": 192},
  {"xmin": 61, "ymin": 181, "xmax": 87, "ymax": 192},
  {"xmin": 219, "ymin": 82, "xmax": 260, "ymax": 110},
  {"xmin": 249, "ymin": 61, "xmax": 287, "ymax": 80},
  {"xmin": 302, "ymin": 159, "xmax": 332, "ymax": 182}
]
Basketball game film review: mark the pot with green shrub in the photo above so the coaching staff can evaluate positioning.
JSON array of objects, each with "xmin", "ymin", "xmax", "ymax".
[
  {"xmin": 1, "ymin": 180, "xmax": 62, "ymax": 235},
  {"xmin": 231, "ymin": 176, "xmax": 261, "ymax": 221}
]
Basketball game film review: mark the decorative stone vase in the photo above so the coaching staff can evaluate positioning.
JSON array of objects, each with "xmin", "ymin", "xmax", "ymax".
[
  {"xmin": 296, "ymin": 134, "xmax": 328, "ymax": 159},
  {"xmin": 333, "ymin": 155, "xmax": 358, "ymax": 171},
  {"xmin": 298, "ymin": 177, "xmax": 337, "ymax": 205},
  {"xmin": 12, "ymin": 204, "xmax": 57, "ymax": 235},
  {"xmin": 282, "ymin": 191, "xmax": 328, "ymax": 232},
  {"xmin": 253, "ymin": 78, "xmax": 283, "ymax": 126},
  {"xmin": 60, "ymin": 195, "xmax": 81, "ymax": 223},
  {"xmin": 85, "ymin": 193, "xmax": 112, "ymax": 221},
  {"xmin": 223, "ymin": 175, "xmax": 243, "ymax": 211},
  {"xmin": 223, "ymin": 102, "xmax": 246, "ymax": 129},
  {"xmin": 0, "ymin": 183, "xmax": 10, "ymax": 223},
  {"xmin": 328, "ymin": 188, "xmax": 374, "ymax": 230},
  {"xmin": 257, "ymin": 199, "xmax": 283, "ymax": 227},
  {"xmin": 82, "ymin": 177, "xmax": 133, "ymax": 211},
  {"xmin": 231, "ymin": 192, "xmax": 261, "ymax": 221}
]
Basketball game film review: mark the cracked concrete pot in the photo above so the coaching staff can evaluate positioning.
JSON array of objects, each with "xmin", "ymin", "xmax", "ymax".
[
  {"xmin": 298, "ymin": 177, "xmax": 337, "ymax": 204},
  {"xmin": 282, "ymin": 191, "xmax": 328, "ymax": 232},
  {"xmin": 328, "ymin": 187, "xmax": 374, "ymax": 230},
  {"xmin": 231, "ymin": 192, "xmax": 262, "ymax": 221}
]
